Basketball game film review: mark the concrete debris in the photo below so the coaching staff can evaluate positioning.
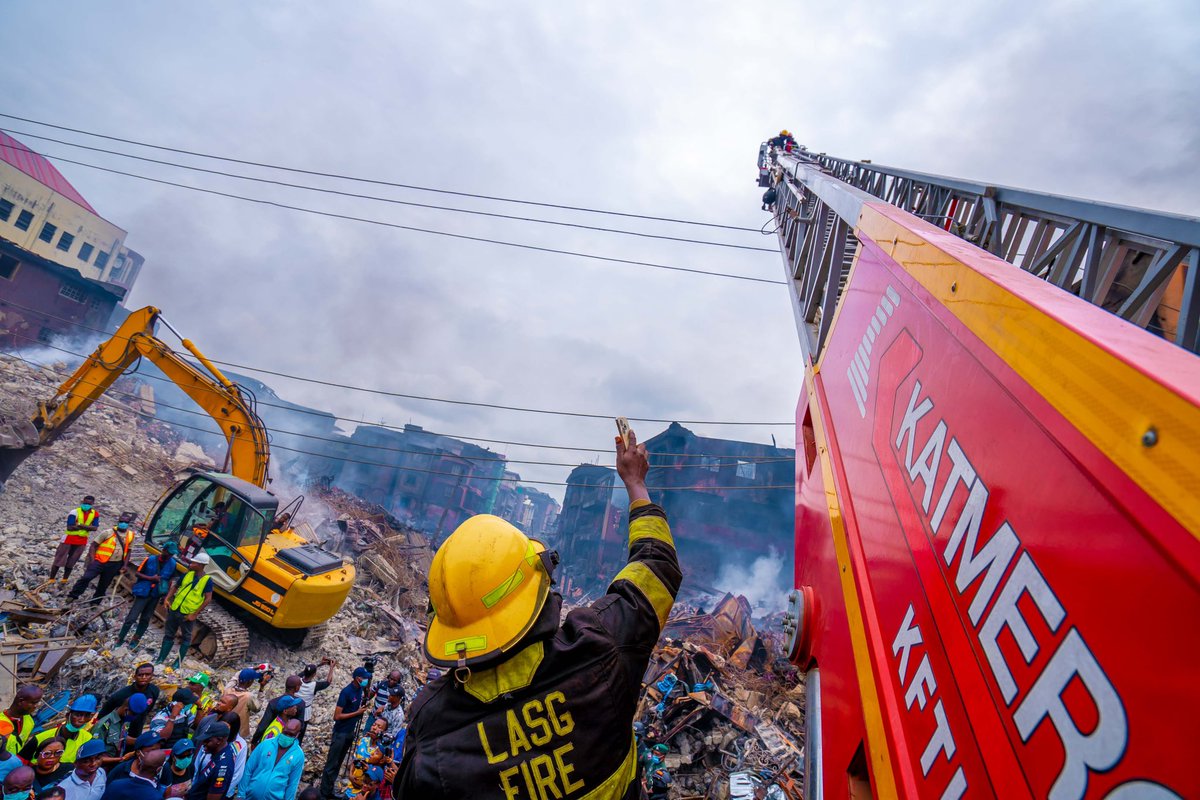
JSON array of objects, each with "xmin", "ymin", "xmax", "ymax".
[
  {"xmin": 0, "ymin": 355, "xmax": 806, "ymax": 795},
  {"xmin": 637, "ymin": 593, "xmax": 805, "ymax": 797}
]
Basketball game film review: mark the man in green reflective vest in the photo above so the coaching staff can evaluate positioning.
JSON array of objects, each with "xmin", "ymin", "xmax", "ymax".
[
  {"xmin": 156, "ymin": 552, "xmax": 214, "ymax": 669},
  {"xmin": 1, "ymin": 686, "xmax": 42, "ymax": 756}
]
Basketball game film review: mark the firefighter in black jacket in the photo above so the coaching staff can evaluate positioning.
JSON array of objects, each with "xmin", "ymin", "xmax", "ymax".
[{"xmin": 396, "ymin": 429, "xmax": 682, "ymax": 799}]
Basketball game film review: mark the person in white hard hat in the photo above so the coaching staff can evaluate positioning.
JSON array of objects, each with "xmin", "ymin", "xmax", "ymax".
[{"xmin": 156, "ymin": 552, "xmax": 214, "ymax": 668}]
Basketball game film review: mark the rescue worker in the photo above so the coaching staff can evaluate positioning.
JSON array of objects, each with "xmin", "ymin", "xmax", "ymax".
[
  {"xmin": 0, "ymin": 719, "xmax": 23, "ymax": 783},
  {"xmin": 395, "ymin": 429, "xmax": 682, "ymax": 799},
  {"xmin": 51, "ymin": 496, "xmax": 100, "ymax": 583},
  {"xmin": 99, "ymin": 665, "xmax": 160, "ymax": 738},
  {"xmin": 20, "ymin": 695, "xmax": 96, "ymax": 765},
  {"xmin": 187, "ymin": 674, "xmax": 217, "ymax": 721},
  {"xmin": 115, "ymin": 542, "xmax": 179, "ymax": 650},
  {"xmin": 2, "ymin": 685, "xmax": 43, "ymax": 756},
  {"xmin": 90, "ymin": 692, "xmax": 149, "ymax": 770},
  {"xmin": 645, "ymin": 768, "xmax": 671, "ymax": 800},
  {"xmin": 761, "ymin": 186, "xmax": 778, "ymax": 212},
  {"xmin": 67, "ymin": 515, "xmax": 135, "ymax": 603},
  {"xmin": 156, "ymin": 552, "xmax": 213, "ymax": 668},
  {"xmin": 257, "ymin": 697, "xmax": 302, "ymax": 743}
]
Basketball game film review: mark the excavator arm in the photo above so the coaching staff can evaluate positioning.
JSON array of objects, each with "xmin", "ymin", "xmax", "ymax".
[{"xmin": 0, "ymin": 306, "xmax": 270, "ymax": 486}]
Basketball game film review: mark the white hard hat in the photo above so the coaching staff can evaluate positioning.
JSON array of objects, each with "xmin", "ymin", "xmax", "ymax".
[{"xmin": 190, "ymin": 551, "xmax": 212, "ymax": 565}]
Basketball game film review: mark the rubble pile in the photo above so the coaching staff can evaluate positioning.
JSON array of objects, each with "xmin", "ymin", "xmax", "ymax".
[{"xmin": 640, "ymin": 594, "xmax": 804, "ymax": 798}]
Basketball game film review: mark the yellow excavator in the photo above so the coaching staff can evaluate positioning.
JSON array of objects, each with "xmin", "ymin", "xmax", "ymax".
[{"xmin": 0, "ymin": 306, "xmax": 355, "ymax": 661}]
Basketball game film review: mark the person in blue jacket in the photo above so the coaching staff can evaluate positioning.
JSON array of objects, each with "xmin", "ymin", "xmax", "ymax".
[
  {"xmin": 115, "ymin": 543, "xmax": 179, "ymax": 650},
  {"xmin": 242, "ymin": 720, "xmax": 304, "ymax": 800}
]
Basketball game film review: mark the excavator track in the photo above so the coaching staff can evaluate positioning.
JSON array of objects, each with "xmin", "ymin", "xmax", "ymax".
[{"xmin": 191, "ymin": 603, "xmax": 249, "ymax": 665}]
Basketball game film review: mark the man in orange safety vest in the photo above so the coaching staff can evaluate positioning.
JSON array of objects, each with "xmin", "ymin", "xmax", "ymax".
[{"xmin": 68, "ymin": 514, "xmax": 136, "ymax": 603}]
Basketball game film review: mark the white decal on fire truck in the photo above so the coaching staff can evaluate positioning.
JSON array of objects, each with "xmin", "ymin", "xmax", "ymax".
[
  {"xmin": 847, "ymin": 285, "xmax": 901, "ymax": 418},
  {"xmin": 890, "ymin": 379, "xmax": 1183, "ymax": 799},
  {"xmin": 891, "ymin": 604, "xmax": 965, "ymax": 797}
]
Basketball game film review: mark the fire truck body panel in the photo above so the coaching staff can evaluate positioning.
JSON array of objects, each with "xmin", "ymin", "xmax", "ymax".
[{"xmin": 777, "ymin": 155, "xmax": 1200, "ymax": 798}]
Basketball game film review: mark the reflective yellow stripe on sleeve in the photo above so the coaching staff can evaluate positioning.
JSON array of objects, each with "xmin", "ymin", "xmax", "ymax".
[
  {"xmin": 613, "ymin": 561, "xmax": 674, "ymax": 629},
  {"xmin": 628, "ymin": 514, "xmax": 674, "ymax": 548},
  {"xmin": 575, "ymin": 736, "xmax": 637, "ymax": 800}
]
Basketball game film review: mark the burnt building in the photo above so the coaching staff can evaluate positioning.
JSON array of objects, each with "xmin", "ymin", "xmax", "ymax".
[
  {"xmin": 556, "ymin": 423, "xmax": 795, "ymax": 594},
  {"xmin": 330, "ymin": 423, "xmax": 508, "ymax": 540},
  {"xmin": 0, "ymin": 132, "xmax": 145, "ymax": 347}
]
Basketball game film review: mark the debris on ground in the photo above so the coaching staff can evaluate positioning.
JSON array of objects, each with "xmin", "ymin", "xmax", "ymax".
[
  {"xmin": 637, "ymin": 593, "xmax": 805, "ymax": 798},
  {"xmin": 1, "ymin": 354, "xmax": 805, "ymax": 795}
]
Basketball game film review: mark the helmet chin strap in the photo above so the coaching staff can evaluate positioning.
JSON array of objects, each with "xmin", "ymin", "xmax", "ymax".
[{"xmin": 454, "ymin": 643, "xmax": 471, "ymax": 685}]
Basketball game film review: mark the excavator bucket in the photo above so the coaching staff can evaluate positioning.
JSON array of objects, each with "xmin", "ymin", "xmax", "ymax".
[{"xmin": 0, "ymin": 417, "xmax": 39, "ymax": 484}]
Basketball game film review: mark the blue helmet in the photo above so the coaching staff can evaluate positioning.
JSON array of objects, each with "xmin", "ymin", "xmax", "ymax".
[{"xmin": 69, "ymin": 694, "xmax": 98, "ymax": 714}]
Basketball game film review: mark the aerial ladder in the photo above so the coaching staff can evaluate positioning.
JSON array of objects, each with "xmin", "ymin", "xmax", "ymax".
[{"xmin": 765, "ymin": 145, "xmax": 1200, "ymax": 798}]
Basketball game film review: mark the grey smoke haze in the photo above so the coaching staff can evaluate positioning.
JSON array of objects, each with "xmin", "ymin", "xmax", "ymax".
[{"xmin": 2, "ymin": 1, "xmax": 1197, "ymax": 501}]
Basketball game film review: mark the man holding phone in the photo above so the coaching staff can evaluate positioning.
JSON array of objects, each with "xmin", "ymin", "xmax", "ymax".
[{"xmin": 396, "ymin": 426, "xmax": 682, "ymax": 799}]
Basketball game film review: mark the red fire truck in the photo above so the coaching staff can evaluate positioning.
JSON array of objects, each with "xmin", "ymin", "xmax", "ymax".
[{"xmin": 768, "ymin": 149, "xmax": 1199, "ymax": 799}]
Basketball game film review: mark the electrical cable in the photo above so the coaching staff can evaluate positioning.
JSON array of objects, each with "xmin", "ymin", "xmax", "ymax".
[
  {"xmin": 0, "ymin": 349, "xmax": 791, "ymax": 469},
  {"xmin": 0, "ymin": 299, "xmax": 793, "ymax": 425},
  {"xmin": 0, "ymin": 129, "xmax": 777, "ymax": 254},
  {"xmin": 0, "ymin": 335, "xmax": 794, "ymax": 461},
  {"xmin": 0, "ymin": 145, "xmax": 785, "ymax": 286},
  {"xmin": 0, "ymin": 112, "xmax": 763, "ymax": 233},
  {"xmin": 0, "ymin": 352, "xmax": 793, "ymax": 491}
]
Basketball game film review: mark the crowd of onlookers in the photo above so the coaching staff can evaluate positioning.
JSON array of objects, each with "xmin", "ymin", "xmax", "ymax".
[{"xmin": 0, "ymin": 659, "xmax": 410, "ymax": 800}]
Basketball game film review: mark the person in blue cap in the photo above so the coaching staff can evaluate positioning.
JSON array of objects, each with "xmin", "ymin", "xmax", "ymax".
[
  {"xmin": 317, "ymin": 668, "xmax": 370, "ymax": 800},
  {"xmin": 242, "ymin": 718, "xmax": 304, "ymax": 800},
  {"xmin": 223, "ymin": 669, "xmax": 262, "ymax": 741},
  {"xmin": 56, "ymin": 740, "xmax": 106, "ymax": 800},
  {"xmin": 98, "ymin": 665, "xmax": 160, "ymax": 740},
  {"xmin": 258, "ymin": 697, "xmax": 302, "ymax": 744},
  {"xmin": 104, "ymin": 732, "xmax": 163, "ymax": 784},
  {"xmin": 157, "ymin": 740, "xmax": 195, "ymax": 794},
  {"xmin": 344, "ymin": 766, "xmax": 382, "ymax": 800},
  {"xmin": 115, "ymin": 542, "xmax": 179, "ymax": 650},
  {"xmin": 91, "ymin": 693, "xmax": 148, "ymax": 771},
  {"xmin": 20, "ymin": 696, "xmax": 95, "ymax": 765}
]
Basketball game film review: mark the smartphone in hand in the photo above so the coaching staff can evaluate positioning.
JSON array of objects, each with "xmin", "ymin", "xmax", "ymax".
[{"xmin": 615, "ymin": 417, "xmax": 631, "ymax": 448}]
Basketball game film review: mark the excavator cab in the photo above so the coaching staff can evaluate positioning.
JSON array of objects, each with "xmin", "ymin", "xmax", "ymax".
[{"xmin": 145, "ymin": 472, "xmax": 277, "ymax": 592}]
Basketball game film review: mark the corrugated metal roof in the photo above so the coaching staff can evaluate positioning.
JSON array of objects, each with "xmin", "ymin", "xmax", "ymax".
[{"xmin": 0, "ymin": 131, "xmax": 98, "ymax": 214}]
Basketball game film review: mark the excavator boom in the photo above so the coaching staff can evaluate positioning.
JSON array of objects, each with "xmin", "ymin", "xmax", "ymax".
[{"xmin": 0, "ymin": 306, "xmax": 269, "ymax": 486}]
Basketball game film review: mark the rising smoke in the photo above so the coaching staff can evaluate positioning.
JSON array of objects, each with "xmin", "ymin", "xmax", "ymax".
[{"xmin": 715, "ymin": 548, "xmax": 791, "ymax": 614}]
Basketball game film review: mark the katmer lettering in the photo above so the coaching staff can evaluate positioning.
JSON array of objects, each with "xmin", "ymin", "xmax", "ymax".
[{"xmin": 890, "ymin": 378, "xmax": 1182, "ymax": 800}]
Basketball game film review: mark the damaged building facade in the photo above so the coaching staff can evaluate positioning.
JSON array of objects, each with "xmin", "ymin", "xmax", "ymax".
[
  {"xmin": 0, "ymin": 132, "xmax": 145, "ymax": 347},
  {"xmin": 557, "ymin": 422, "xmax": 795, "ymax": 597}
]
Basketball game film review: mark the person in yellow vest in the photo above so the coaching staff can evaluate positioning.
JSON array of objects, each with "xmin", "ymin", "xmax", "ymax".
[
  {"xmin": 19, "ymin": 695, "xmax": 96, "ymax": 766},
  {"xmin": 50, "ymin": 496, "xmax": 100, "ymax": 582},
  {"xmin": 67, "ymin": 515, "xmax": 135, "ymax": 603},
  {"xmin": 156, "ymin": 552, "xmax": 214, "ymax": 669},
  {"xmin": 259, "ymin": 696, "xmax": 304, "ymax": 743},
  {"xmin": 1, "ymin": 686, "xmax": 43, "ymax": 756}
]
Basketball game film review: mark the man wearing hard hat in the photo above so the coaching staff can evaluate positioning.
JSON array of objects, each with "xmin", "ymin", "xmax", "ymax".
[{"xmin": 395, "ymin": 429, "xmax": 682, "ymax": 799}]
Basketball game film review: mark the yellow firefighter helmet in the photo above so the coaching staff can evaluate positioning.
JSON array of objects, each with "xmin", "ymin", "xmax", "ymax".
[{"xmin": 425, "ymin": 515, "xmax": 552, "ymax": 667}]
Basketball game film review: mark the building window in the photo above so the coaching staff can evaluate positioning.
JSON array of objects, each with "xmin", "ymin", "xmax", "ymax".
[
  {"xmin": 78, "ymin": 242, "xmax": 94, "ymax": 262},
  {"xmin": 15, "ymin": 210, "xmax": 33, "ymax": 231},
  {"xmin": 94, "ymin": 250, "xmax": 109, "ymax": 269},
  {"xmin": 701, "ymin": 456, "xmax": 721, "ymax": 472},
  {"xmin": 37, "ymin": 327, "xmax": 54, "ymax": 344},
  {"xmin": 89, "ymin": 296, "xmax": 105, "ymax": 311},
  {"xmin": 736, "ymin": 460, "xmax": 757, "ymax": 480},
  {"xmin": 57, "ymin": 232, "xmax": 75, "ymax": 252},
  {"xmin": 58, "ymin": 283, "xmax": 86, "ymax": 303},
  {"xmin": 39, "ymin": 222, "xmax": 57, "ymax": 243},
  {"xmin": 0, "ymin": 254, "xmax": 17, "ymax": 280},
  {"xmin": 0, "ymin": 199, "xmax": 13, "ymax": 222}
]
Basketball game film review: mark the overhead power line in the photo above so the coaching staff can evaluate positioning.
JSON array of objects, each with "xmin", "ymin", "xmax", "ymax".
[
  {"xmin": 0, "ymin": 140, "xmax": 784, "ymax": 287},
  {"xmin": 0, "ymin": 350, "xmax": 792, "ymax": 468},
  {"xmin": 0, "ymin": 299, "xmax": 793, "ymax": 426},
  {"xmin": 1, "ymin": 127, "xmax": 776, "ymax": 254},
  {"xmin": 0, "ymin": 112, "xmax": 762, "ymax": 233},
  {"xmin": 0, "ymin": 352, "xmax": 793, "ymax": 491}
]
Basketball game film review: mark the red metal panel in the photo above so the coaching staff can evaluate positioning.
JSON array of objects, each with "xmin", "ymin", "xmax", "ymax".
[{"xmin": 801, "ymin": 237, "xmax": 1197, "ymax": 798}]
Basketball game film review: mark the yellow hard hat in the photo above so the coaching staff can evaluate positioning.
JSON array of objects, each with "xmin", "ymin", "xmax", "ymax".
[
  {"xmin": 425, "ymin": 515, "xmax": 552, "ymax": 668},
  {"xmin": 781, "ymin": 129, "xmax": 790, "ymax": 136}
]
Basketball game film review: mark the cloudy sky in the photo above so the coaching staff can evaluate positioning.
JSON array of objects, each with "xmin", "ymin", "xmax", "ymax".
[{"xmin": 2, "ymin": 1, "xmax": 1198, "ymax": 498}]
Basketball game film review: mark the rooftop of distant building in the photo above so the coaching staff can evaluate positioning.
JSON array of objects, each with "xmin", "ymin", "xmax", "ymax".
[{"xmin": 0, "ymin": 131, "xmax": 98, "ymax": 214}]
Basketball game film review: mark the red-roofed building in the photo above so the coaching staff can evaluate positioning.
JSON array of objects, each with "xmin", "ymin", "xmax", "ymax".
[{"xmin": 0, "ymin": 132, "xmax": 146, "ymax": 347}]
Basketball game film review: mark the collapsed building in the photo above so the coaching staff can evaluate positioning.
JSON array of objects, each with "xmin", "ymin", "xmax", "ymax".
[{"xmin": 556, "ymin": 423, "xmax": 796, "ymax": 601}]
